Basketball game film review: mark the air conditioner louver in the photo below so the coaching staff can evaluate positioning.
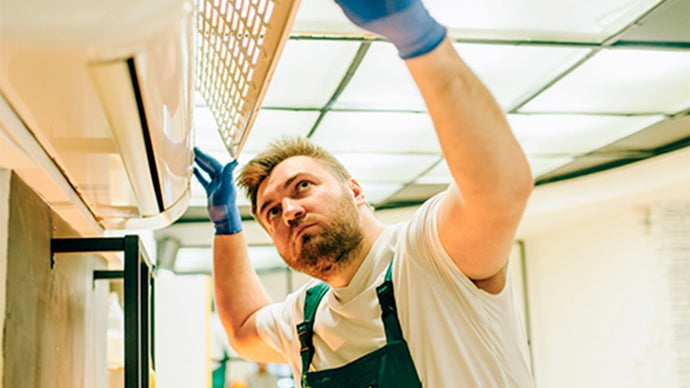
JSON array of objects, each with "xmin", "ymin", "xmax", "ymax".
[{"xmin": 89, "ymin": 58, "xmax": 166, "ymax": 217}]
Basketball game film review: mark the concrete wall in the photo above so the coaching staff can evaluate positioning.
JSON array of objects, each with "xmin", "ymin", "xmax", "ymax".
[{"xmin": 2, "ymin": 173, "xmax": 108, "ymax": 388}]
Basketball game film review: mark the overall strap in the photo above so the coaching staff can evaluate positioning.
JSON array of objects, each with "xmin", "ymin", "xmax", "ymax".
[
  {"xmin": 376, "ymin": 258, "xmax": 405, "ymax": 344},
  {"xmin": 297, "ymin": 283, "xmax": 330, "ymax": 382}
]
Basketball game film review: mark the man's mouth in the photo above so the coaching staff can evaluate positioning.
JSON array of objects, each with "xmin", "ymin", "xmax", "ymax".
[{"xmin": 294, "ymin": 223, "xmax": 316, "ymax": 239}]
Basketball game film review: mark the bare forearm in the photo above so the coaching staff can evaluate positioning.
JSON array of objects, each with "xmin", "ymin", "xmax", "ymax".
[
  {"xmin": 406, "ymin": 38, "xmax": 533, "ymax": 205},
  {"xmin": 404, "ymin": 37, "xmax": 532, "ymax": 283},
  {"xmin": 213, "ymin": 233, "xmax": 271, "ymax": 345}
]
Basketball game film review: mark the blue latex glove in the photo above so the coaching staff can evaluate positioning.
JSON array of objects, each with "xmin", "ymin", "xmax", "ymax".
[
  {"xmin": 334, "ymin": 0, "xmax": 446, "ymax": 59},
  {"xmin": 192, "ymin": 147, "xmax": 243, "ymax": 235}
]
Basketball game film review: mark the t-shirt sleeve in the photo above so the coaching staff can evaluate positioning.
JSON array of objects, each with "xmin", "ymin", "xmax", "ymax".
[
  {"xmin": 401, "ymin": 190, "xmax": 517, "ymax": 318},
  {"xmin": 254, "ymin": 281, "xmax": 317, "ymax": 374}
]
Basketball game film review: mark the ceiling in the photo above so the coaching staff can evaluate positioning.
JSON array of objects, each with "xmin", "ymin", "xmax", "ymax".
[{"xmin": 187, "ymin": 0, "xmax": 690, "ymax": 220}]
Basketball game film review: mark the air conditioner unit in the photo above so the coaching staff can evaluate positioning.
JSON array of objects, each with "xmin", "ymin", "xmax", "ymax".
[{"xmin": 0, "ymin": 0, "xmax": 195, "ymax": 231}]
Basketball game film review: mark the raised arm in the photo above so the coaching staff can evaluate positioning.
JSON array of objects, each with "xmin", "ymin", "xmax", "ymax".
[
  {"xmin": 334, "ymin": 0, "xmax": 533, "ymax": 292},
  {"xmin": 193, "ymin": 148, "xmax": 285, "ymax": 362},
  {"xmin": 407, "ymin": 40, "xmax": 533, "ymax": 292}
]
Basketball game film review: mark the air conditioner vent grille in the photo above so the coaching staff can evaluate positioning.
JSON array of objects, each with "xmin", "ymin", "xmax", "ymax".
[{"xmin": 195, "ymin": 0, "xmax": 300, "ymax": 159}]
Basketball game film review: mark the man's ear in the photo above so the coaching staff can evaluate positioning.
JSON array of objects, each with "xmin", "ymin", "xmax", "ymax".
[{"xmin": 347, "ymin": 177, "xmax": 367, "ymax": 206}]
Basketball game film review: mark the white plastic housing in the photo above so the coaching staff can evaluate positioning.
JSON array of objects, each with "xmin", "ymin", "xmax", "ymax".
[{"xmin": 0, "ymin": 0, "xmax": 195, "ymax": 230}]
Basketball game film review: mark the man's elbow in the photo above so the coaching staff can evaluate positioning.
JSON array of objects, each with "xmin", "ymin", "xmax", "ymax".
[
  {"xmin": 516, "ymin": 171, "xmax": 534, "ymax": 203},
  {"xmin": 497, "ymin": 165, "xmax": 533, "ymax": 211},
  {"xmin": 509, "ymin": 156, "xmax": 534, "ymax": 201}
]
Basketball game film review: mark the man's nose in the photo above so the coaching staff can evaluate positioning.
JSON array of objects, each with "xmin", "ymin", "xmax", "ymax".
[{"xmin": 281, "ymin": 197, "xmax": 304, "ymax": 227}]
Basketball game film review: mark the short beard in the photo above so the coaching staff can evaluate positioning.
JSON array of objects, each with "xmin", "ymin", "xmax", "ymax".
[{"xmin": 291, "ymin": 191, "xmax": 363, "ymax": 280}]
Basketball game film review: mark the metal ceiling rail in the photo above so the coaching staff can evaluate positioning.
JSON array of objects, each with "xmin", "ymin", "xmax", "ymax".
[
  {"xmin": 287, "ymin": 35, "xmax": 689, "ymax": 51},
  {"xmin": 261, "ymin": 106, "xmax": 676, "ymax": 117},
  {"xmin": 305, "ymin": 42, "xmax": 372, "ymax": 138},
  {"xmin": 506, "ymin": 50, "xmax": 598, "ymax": 113},
  {"xmin": 385, "ymin": 154, "xmax": 446, "ymax": 207}
]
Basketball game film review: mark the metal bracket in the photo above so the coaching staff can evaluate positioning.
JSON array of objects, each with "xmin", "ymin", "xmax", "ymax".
[{"xmin": 51, "ymin": 235, "xmax": 155, "ymax": 388}]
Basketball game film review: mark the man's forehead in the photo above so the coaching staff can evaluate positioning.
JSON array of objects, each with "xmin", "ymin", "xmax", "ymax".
[
  {"xmin": 266, "ymin": 156, "xmax": 323, "ymax": 182},
  {"xmin": 274, "ymin": 155, "xmax": 321, "ymax": 172},
  {"xmin": 257, "ymin": 156, "xmax": 327, "ymax": 199}
]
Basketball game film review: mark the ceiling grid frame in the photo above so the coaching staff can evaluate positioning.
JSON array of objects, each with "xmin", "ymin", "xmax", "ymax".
[{"xmin": 187, "ymin": 0, "xmax": 689, "ymax": 214}]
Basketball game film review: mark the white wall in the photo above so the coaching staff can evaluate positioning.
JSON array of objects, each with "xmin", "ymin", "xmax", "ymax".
[
  {"xmin": 155, "ymin": 274, "xmax": 211, "ymax": 388},
  {"xmin": 518, "ymin": 148, "xmax": 690, "ymax": 388},
  {"xmin": 527, "ymin": 206, "xmax": 646, "ymax": 386}
]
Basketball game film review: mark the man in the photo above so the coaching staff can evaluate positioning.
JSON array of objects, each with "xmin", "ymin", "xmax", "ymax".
[{"xmin": 193, "ymin": 0, "xmax": 535, "ymax": 386}]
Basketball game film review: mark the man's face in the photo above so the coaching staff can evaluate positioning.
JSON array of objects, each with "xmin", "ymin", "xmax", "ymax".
[{"xmin": 255, "ymin": 156, "xmax": 364, "ymax": 280}]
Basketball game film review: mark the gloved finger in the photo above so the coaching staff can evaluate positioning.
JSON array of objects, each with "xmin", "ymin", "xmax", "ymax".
[
  {"xmin": 194, "ymin": 154, "xmax": 216, "ymax": 177},
  {"xmin": 221, "ymin": 160, "xmax": 239, "ymax": 184},
  {"xmin": 192, "ymin": 167, "xmax": 211, "ymax": 191},
  {"xmin": 194, "ymin": 147, "xmax": 223, "ymax": 175}
]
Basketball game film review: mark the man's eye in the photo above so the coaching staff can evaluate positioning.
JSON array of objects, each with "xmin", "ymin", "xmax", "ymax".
[
  {"xmin": 297, "ymin": 181, "xmax": 311, "ymax": 190},
  {"xmin": 267, "ymin": 207, "xmax": 280, "ymax": 220}
]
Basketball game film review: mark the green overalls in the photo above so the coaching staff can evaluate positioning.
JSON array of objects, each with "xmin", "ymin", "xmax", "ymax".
[
  {"xmin": 211, "ymin": 351, "xmax": 229, "ymax": 388},
  {"xmin": 296, "ymin": 260, "xmax": 423, "ymax": 388}
]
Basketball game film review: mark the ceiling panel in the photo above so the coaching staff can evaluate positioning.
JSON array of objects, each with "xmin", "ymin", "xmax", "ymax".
[
  {"xmin": 335, "ymin": 42, "xmax": 592, "ymax": 111},
  {"xmin": 334, "ymin": 42, "xmax": 425, "ymax": 111},
  {"xmin": 358, "ymin": 182, "xmax": 405, "ymax": 206},
  {"xmin": 535, "ymin": 154, "xmax": 637, "ymax": 183},
  {"xmin": 193, "ymin": 106, "xmax": 229, "ymax": 155},
  {"xmin": 386, "ymin": 184, "xmax": 448, "ymax": 204},
  {"xmin": 521, "ymin": 48, "xmax": 690, "ymax": 114},
  {"xmin": 261, "ymin": 39, "xmax": 361, "ymax": 108},
  {"xmin": 242, "ymin": 110, "xmax": 319, "ymax": 153},
  {"xmin": 310, "ymin": 111, "xmax": 441, "ymax": 153},
  {"xmin": 416, "ymin": 160, "xmax": 451, "ymax": 184},
  {"xmin": 455, "ymin": 43, "xmax": 591, "ymax": 110},
  {"xmin": 509, "ymin": 114, "xmax": 665, "ymax": 155},
  {"xmin": 293, "ymin": 0, "xmax": 662, "ymax": 43},
  {"xmin": 527, "ymin": 156, "xmax": 575, "ymax": 178},
  {"xmin": 597, "ymin": 114, "xmax": 690, "ymax": 151},
  {"xmin": 613, "ymin": 0, "xmax": 690, "ymax": 43},
  {"xmin": 431, "ymin": 0, "xmax": 662, "ymax": 42},
  {"xmin": 292, "ymin": 0, "xmax": 364, "ymax": 35},
  {"xmin": 334, "ymin": 153, "xmax": 440, "ymax": 182},
  {"xmin": 195, "ymin": 106, "xmax": 319, "ymax": 155}
]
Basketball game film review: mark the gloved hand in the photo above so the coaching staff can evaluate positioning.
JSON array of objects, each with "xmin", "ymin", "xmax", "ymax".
[
  {"xmin": 192, "ymin": 147, "xmax": 243, "ymax": 235},
  {"xmin": 334, "ymin": 0, "xmax": 446, "ymax": 59}
]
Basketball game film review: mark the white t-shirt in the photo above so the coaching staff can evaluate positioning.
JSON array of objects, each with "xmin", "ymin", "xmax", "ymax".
[{"xmin": 255, "ymin": 193, "xmax": 535, "ymax": 387}]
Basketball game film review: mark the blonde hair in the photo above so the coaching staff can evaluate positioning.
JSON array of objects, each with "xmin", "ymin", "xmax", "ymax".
[{"xmin": 238, "ymin": 136, "xmax": 350, "ymax": 215}]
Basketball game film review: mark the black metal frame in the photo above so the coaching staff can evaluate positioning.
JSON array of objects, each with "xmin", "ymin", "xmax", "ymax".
[{"xmin": 51, "ymin": 235, "xmax": 155, "ymax": 388}]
